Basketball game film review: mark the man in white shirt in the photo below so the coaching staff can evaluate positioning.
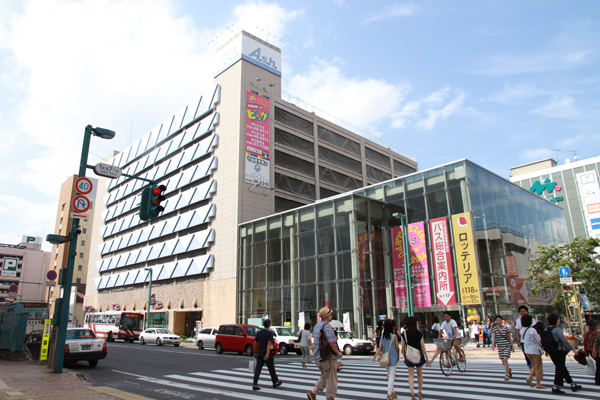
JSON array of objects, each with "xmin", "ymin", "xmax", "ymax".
[
  {"xmin": 515, "ymin": 305, "xmax": 535, "ymax": 369},
  {"xmin": 428, "ymin": 312, "xmax": 463, "ymax": 366},
  {"xmin": 470, "ymin": 322, "xmax": 481, "ymax": 348}
]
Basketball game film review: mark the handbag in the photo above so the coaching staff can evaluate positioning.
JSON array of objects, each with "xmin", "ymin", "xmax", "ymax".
[
  {"xmin": 249, "ymin": 358, "xmax": 256, "ymax": 373},
  {"xmin": 586, "ymin": 356, "xmax": 596, "ymax": 376},
  {"xmin": 378, "ymin": 336, "xmax": 395, "ymax": 367},
  {"xmin": 308, "ymin": 338, "xmax": 313, "ymax": 350},
  {"xmin": 403, "ymin": 332, "xmax": 422, "ymax": 364}
]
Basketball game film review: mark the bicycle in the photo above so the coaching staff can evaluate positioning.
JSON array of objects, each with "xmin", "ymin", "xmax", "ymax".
[{"xmin": 437, "ymin": 337, "xmax": 467, "ymax": 376}]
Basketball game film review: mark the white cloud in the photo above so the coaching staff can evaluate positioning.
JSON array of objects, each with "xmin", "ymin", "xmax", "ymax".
[
  {"xmin": 332, "ymin": 0, "xmax": 350, "ymax": 9},
  {"xmin": 486, "ymin": 83, "xmax": 543, "ymax": 104},
  {"xmin": 391, "ymin": 87, "xmax": 466, "ymax": 130},
  {"xmin": 364, "ymin": 4, "xmax": 419, "ymax": 23},
  {"xmin": 232, "ymin": 0, "xmax": 302, "ymax": 44},
  {"xmin": 562, "ymin": 49, "xmax": 592, "ymax": 64},
  {"xmin": 0, "ymin": 194, "xmax": 56, "ymax": 250},
  {"xmin": 532, "ymin": 96, "xmax": 580, "ymax": 119}
]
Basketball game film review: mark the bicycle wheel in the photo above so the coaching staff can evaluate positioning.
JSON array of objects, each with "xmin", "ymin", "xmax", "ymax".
[
  {"xmin": 440, "ymin": 351, "xmax": 453, "ymax": 376},
  {"xmin": 455, "ymin": 348, "xmax": 466, "ymax": 372}
]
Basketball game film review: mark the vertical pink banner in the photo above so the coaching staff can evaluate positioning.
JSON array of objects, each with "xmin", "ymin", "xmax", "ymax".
[
  {"xmin": 244, "ymin": 89, "xmax": 270, "ymax": 187},
  {"xmin": 390, "ymin": 222, "xmax": 432, "ymax": 309},
  {"xmin": 429, "ymin": 217, "xmax": 457, "ymax": 307}
]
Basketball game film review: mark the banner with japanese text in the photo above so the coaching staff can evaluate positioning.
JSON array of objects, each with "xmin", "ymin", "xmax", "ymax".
[
  {"xmin": 450, "ymin": 213, "xmax": 482, "ymax": 305},
  {"xmin": 244, "ymin": 89, "xmax": 270, "ymax": 187},
  {"xmin": 390, "ymin": 222, "xmax": 432, "ymax": 309},
  {"xmin": 429, "ymin": 217, "xmax": 457, "ymax": 307}
]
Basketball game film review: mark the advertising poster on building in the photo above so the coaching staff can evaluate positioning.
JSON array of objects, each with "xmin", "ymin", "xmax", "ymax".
[
  {"xmin": 429, "ymin": 217, "xmax": 457, "ymax": 307},
  {"xmin": 509, "ymin": 277, "xmax": 555, "ymax": 306},
  {"xmin": 2, "ymin": 257, "xmax": 18, "ymax": 277},
  {"xmin": 244, "ymin": 89, "xmax": 270, "ymax": 188},
  {"xmin": 450, "ymin": 213, "xmax": 482, "ymax": 305},
  {"xmin": 391, "ymin": 222, "xmax": 432, "ymax": 309},
  {"xmin": 576, "ymin": 170, "xmax": 600, "ymax": 238},
  {"xmin": 356, "ymin": 231, "xmax": 386, "ymax": 310}
]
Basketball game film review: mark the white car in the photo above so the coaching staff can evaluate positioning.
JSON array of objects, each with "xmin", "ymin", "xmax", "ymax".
[
  {"xmin": 139, "ymin": 328, "xmax": 181, "ymax": 346},
  {"xmin": 269, "ymin": 326, "xmax": 301, "ymax": 355},
  {"xmin": 64, "ymin": 327, "xmax": 107, "ymax": 367},
  {"xmin": 195, "ymin": 327, "xmax": 218, "ymax": 350},
  {"xmin": 337, "ymin": 331, "xmax": 374, "ymax": 355}
]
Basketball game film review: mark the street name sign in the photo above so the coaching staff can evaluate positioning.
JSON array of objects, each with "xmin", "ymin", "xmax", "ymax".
[
  {"xmin": 559, "ymin": 266, "xmax": 571, "ymax": 278},
  {"xmin": 560, "ymin": 276, "xmax": 573, "ymax": 285},
  {"xmin": 94, "ymin": 163, "xmax": 122, "ymax": 179}
]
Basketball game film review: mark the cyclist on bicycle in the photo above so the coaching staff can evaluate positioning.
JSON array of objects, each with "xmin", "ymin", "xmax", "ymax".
[{"xmin": 428, "ymin": 312, "xmax": 463, "ymax": 366}]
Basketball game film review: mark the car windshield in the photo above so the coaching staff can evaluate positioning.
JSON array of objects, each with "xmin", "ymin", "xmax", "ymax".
[
  {"xmin": 66, "ymin": 329, "xmax": 96, "ymax": 340},
  {"xmin": 156, "ymin": 329, "xmax": 172, "ymax": 334},
  {"xmin": 244, "ymin": 327, "xmax": 260, "ymax": 336},
  {"xmin": 337, "ymin": 332, "xmax": 351, "ymax": 339},
  {"xmin": 276, "ymin": 328, "xmax": 293, "ymax": 336}
]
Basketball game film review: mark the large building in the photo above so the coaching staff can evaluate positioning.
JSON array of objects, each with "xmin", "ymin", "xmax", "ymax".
[
  {"xmin": 86, "ymin": 31, "xmax": 418, "ymax": 335},
  {"xmin": 510, "ymin": 156, "xmax": 600, "ymax": 241},
  {"xmin": 47, "ymin": 175, "xmax": 98, "ymax": 326},
  {"xmin": 239, "ymin": 160, "xmax": 568, "ymax": 337}
]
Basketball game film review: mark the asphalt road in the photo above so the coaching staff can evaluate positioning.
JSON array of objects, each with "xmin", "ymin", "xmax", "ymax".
[{"xmin": 68, "ymin": 340, "xmax": 303, "ymax": 400}]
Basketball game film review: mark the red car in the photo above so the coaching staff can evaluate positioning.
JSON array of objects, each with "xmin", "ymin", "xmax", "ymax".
[{"xmin": 214, "ymin": 324, "xmax": 278, "ymax": 356}]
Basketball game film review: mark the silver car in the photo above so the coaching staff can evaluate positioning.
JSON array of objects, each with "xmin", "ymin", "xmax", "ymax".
[
  {"xmin": 196, "ymin": 327, "xmax": 218, "ymax": 350},
  {"xmin": 139, "ymin": 328, "xmax": 181, "ymax": 346}
]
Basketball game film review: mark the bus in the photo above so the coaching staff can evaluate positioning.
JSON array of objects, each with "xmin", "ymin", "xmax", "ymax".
[{"xmin": 84, "ymin": 311, "xmax": 144, "ymax": 342}]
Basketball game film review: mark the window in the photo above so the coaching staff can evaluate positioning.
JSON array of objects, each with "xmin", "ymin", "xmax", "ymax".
[
  {"xmin": 318, "ymin": 146, "xmax": 361, "ymax": 174},
  {"xmin": 274, "ymin": 150, "xmax": 315, "ymax": 177},
  {"xmin": 365, "ymin": 147, "xmax": 390, "ymax": 168},
  {"xmin": 367, "ymin": 165, "xmax": 392, "ymax": 181},
  {"xmin": 275, "ymin": 173, "xmax": 316, "ymax": 199},
  {"xmin": 78, "ymin": 265, "xmax": 82, "ymax": 271},
  {"xmin": 275, "ymin": 107, "xmax": 313, "ymax": 136},
  {"xmin": 317, "ymin": 126, "xmax": 360, "ymax": 155},
  {"xmin": 82, "ymin": 228, "xmax": 87, "ymax": 234},
  {"xmin": 76, "ymin": 278, "xmax": 81, "ymax": 284},
  {"xmin": 80, "ymin": 240, "xmax": 85, "ymax": 246},
  {"xmin": 394, "ymin": 160, "xmax": 417, "ymax": 175},
  {"xmin": 319, "ymin": 167, "xmax": 363, "ymax": 191},
  {"xmin": 79, "ymin": 253, "xmax": 84, "ymax": 259},
  {"xmin": 275, "ymin": 128, "xmax": 314, "ymax": 155}
]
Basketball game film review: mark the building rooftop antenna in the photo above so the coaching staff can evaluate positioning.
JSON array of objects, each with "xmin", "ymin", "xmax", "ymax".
[
  {"xmin": 547, "ymin": 140, "xmax": 561, "ymax": 162},
  {"xmin": 570, "ymin": 150, "xmax": 580, "ymax": 161}
]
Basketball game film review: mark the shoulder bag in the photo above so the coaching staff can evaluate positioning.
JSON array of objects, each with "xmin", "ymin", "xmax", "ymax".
[
  {"xmin": 319, "ymin": 324, "xmax": 333, "ymax": 360},
  {"xmin": 378, "ymin": 335, "xmax": 395, "ymax": 367},
  {"xmin": 403, "ymin": 332, "xmax": 422, "ymax": 364}
]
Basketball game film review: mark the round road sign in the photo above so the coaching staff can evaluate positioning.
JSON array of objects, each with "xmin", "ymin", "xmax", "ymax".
[
  {"xmin": 559, "ymin": 266, "xmax": 571, "ymax": 278},
  {"xmin": 75, "ymin": 177, "xmax": 93, "ymax": 195},
  {"xmin": 72, "ymin": 195, "xmax": 91, "ymax": 213},
  {"xmin": 9, "ymin": 285, "xmax": 18, "ymax": 293},
  {"xmin": 47, "ymin": 270, "xmax": 57, "ymax": 281}
]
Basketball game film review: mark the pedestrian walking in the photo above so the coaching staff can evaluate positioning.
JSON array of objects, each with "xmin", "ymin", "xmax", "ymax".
[
  {"xmin": 375, "ymin": 319, "xmax": 384, "ymax": 350},
  {"xmin": 482, "ymin": 318, "xmax": 490, "ymax": 347},
  {"xmin": 372, "ymin": 319, "xmax": 400, "ymax": 400},
  {"xmin": 584, "ymin": 320, "xmax": 599, "ymax": 385},
  {"xmin": 299, "ymin": 322, "xmax": 313, "ymax": 368},
  {"xmin": 516, "ymin": 306, "xmax": 535, "ymax": 370},
  {"xmin": 520, "ymin": 314, "xmax": 546, "ymax": 389},
  {"xmin": 307, "ymin": 307, "xmax": 343, "ymax": 400},
  {"xmin": 402, "ymin": 316, "xmax": 428, "ymax": 400},
  {"xmin": 592, "ymin": 325, "xmax": 600, "ymax": 385},
  {"xmin": 252, "ymin": 319, "xmax": 283, "ymax": 391},
  {"xmin": 491, "ymin": 315, "xmax": 514, "ymax": 381},
  {"xmin": 543, "ymin": 313, "xmax": 582, "ymax": 394},
  {"xmin": 430, "ymin": 316, "xmax": 440, "ymax": 344},
  {"xmin": 470, "ymin": 322, "xmax": 480, "ymax": 348}
]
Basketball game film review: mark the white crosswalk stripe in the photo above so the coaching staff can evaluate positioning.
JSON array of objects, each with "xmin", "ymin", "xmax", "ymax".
[{"xmin": 132, "ymin": 358, "xmax": 600, "ymax": 399}]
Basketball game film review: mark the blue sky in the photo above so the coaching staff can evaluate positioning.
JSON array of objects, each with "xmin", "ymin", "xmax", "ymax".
[{"xmin": 1, "ymin": 0, "xmax": 599, "ymax": 250}]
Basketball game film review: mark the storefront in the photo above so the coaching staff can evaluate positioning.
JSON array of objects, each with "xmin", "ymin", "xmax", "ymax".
[{"xmin": 238, "ymin": 160, "xmax": 568, "ymax": 339}]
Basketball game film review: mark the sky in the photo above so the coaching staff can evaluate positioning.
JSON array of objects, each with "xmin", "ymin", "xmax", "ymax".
[{"xmin": 1, "ymin": 0, "xmax": 599, "ymax": 251}]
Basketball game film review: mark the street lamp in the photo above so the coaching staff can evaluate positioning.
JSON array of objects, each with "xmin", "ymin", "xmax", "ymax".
[
  {"xmin": 145, "ymin": 267, "xmax": 152, "ymax": 330},
  {"xmin": 51, "ymin": 125, "xmax": 114, "ymax": 373}
]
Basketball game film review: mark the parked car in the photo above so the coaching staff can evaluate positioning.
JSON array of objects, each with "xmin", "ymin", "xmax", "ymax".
[
  {"xmin": 64, "ymin": 327, "xmax": 107, "ymax": 367},
  {"xmin": 195, "ymin": 327, "xmax": 218, "ymax": 350},
  {"xmin": 139, "ymin": 328, "xmax": 181, "ymax": 346},
  {"xmin": 337, "ymin": 330, "xmax": 374, "ymax": 355},
  {"xmin": 269, "ymin": 326, "xmax": 301, "ymax": 355},
  {"xmin": 214, "ymin": 324, "xmax": 278, "ymax": 356}
]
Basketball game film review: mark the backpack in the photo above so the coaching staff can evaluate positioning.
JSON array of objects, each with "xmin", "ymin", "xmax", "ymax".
[
  {"xmin": 431, "ymin": 328, "xmax": 439, "ymax": 339},
  {"xmin": 318, "ymin": 324, "xmax": 333, "ymax": 360},
  {"xmin": 541, "ymin": 326, "xmax": 559, "ymax": 353}
]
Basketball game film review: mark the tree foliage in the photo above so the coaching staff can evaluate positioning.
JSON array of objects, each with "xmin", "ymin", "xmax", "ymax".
[{"xmin": 527, "ymin": 237, "xmax": 600, "ymax": 308}]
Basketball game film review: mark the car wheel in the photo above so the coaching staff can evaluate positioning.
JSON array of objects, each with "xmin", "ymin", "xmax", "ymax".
[
  {"xmin": 174, "ymin": 344, "xmax": 180, "ymax": 347},
  {"xmin": 88, "ymin": 360, "xmax": 98, "ymax": 367},
  {"xmin": 107, "ymin": 332, "xmax": 113, "ymax": 342},
  {"xmin": 197, "ymin": 340, "xmax": 204, "ymax": 350},
  {"xmin": 140, "ymin": 337, "xmax": 145, "ymax": 345},
  {"xmin": 279, "ymin": 344, "xmax": 288, "ymax": 355},
  {"xmin": 245, "ymin": 344, "xmax": 254, "ymax": 356},
  {"xmin": 215, "ymin": 343, "xmax": 223, "ymax": 354},
  {"xmin": 343, "ymin": 345, "xmax": 353, "ymax": 356},
  {"xmin": 156, "ymin": 338, "xmax": 162, "ymax": 346}
]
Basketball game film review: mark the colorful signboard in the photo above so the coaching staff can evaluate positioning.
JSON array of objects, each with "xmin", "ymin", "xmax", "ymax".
[
  {"xmin": 429, "ymin": 217, "xmax": 456, "ymax": 307},
  {"xmin": 577, "ymin": 170, "xmax": 600, "ymax": 237},
  {"xmin": 509, "ymin": 277, "xmax": 555, "ymax": 306},
  {"xmin": 2, "ymin": 257, "xmax": 19, "ymax": 277},
  {"xmin": 450, "ymin": 213, "xmax": 482, "ymax": 305},
  {"xmin": 505, "ymin": 255, "xmax": 518, "ymax": 277},
  {"xmin": 391, "ymin": 222, "xmax": 432, "ymax": 309},
  {"xmin": 244, "ymin": 89, "xmax": 270, "ymax": 188},
  {"xmin": 40, "ymin": 319, "xmax": 52, "ymax": 361}
]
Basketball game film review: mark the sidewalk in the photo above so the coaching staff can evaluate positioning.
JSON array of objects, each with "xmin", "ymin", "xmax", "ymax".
[{"xmin": 0, "ymin": 361, "xmax": 153, "ymax": 400}]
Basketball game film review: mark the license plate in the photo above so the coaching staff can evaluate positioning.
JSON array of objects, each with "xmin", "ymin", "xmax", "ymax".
[{"xmin": 81, "ymin": 345, "xmax": 91, "ymax": 350}]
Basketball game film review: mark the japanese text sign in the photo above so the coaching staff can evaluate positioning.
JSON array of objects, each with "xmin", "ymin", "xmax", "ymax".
[
  {"xmin": 451, "ymin": 213, "xmax": 481, "ymax": 305},
  {"xmin": 429, "ymin": 217, "xmax": 456, "ymax": 306}
]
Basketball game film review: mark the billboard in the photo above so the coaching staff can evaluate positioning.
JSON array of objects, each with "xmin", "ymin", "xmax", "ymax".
[
  {"xmin": 450, "ymin": 213, "xmax": 482, "ymax": 305},
  {"xmin": 576, "ymin": 170, "xmax": 600, "ymax": 238},
  {"xmin": 2, "ymin": 257, "xmax": 19, "ymax": 277},
  {"xmin": 429, "ymin": 217, "xmax": 456, "ymax": 307},
  {"xmin": 215, "ymin": 33, "xmax": 282, "ymax": 77},
  {"xmin": 244, "ymin": 90, "xmax": 270, "ymax": 188}
]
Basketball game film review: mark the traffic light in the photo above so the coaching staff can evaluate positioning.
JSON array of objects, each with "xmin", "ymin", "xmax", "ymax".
[
  {"xmin": 139, "ymin": 184, "xmax": 167, "ymax": 221},
  {"xmin": 563, "ymin": 285, "xmax": 575, "ymax": 302}
]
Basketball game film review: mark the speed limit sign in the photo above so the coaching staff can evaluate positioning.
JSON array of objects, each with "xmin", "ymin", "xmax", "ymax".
[{"xmin": 75, "ymin": 177, "xmax": 93, "ymax": 195}]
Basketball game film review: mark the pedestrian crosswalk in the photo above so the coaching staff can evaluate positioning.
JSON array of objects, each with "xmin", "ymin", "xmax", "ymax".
[{"xmin": 127, "ymin": 358, "xmax": 600, "ymax": 400}]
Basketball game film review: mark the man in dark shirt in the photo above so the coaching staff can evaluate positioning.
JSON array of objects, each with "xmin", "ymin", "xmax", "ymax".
[{"xmin": 252, "ymin": 319, "xmax": 283, "ymax": 391}]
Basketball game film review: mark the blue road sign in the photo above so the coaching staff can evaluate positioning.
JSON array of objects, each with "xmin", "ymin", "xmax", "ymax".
[
  {"xmin": 559, "ymin": 266, "xmax": 571, "ymax": 278},
  {"xmin": 9, "ymin": 284, "xmax": 18, "ymax": 293}
]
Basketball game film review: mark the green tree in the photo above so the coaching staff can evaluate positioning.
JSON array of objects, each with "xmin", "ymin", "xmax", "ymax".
[{"xmin": 527, "ymin": 237, "xmax": 600, "ymax": 308}]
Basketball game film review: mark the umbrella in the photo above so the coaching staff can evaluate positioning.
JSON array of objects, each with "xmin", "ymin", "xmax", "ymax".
[{"xmin": 330, "ymin": 320, "xmax": 344, "ymax": 329}]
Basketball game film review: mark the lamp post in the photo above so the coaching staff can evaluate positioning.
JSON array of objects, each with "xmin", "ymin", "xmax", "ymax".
[
  {"xmin": 145, "ymin": 267, "xmax": 152, "ymax": 329},
  {"xmin": 400, "ymin": 214, "xmax": 414, "ymax": 317},
  {"xmin": 51, "ymin": 125, "xmax": 115, "ymax": 373}
]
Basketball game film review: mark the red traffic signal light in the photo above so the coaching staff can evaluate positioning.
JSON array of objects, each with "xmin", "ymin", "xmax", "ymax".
[{"xmin": 139, "ymin": 184, "xmax": 167, "ymax": 221}]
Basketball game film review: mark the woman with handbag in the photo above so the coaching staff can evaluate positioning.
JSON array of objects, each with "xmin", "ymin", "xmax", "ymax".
[
  {"xmin": 299, "ymin": 322, "xmax": 313, "ymax": 368},
  {"xmin": 372, "ymin": 319, "xmax": 400, "ymax": 400},
  {"xmin": 491, "ymin": 315, "xmax": 515, "ymax": 381},
  {"xmin": 402, "ymin": 316, "xmax": 428, "ymax": 400}
]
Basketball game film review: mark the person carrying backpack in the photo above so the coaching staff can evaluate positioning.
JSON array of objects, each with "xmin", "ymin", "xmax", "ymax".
[
  {"xmin": 542, "ymin": 313, "xmax": 583, "ymax": 394},
  {"xmin": 430, "ymin": 316, "xmax": 441, "ymax": 344}
]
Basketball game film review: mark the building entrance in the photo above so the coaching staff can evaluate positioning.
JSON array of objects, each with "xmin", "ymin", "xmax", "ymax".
[{"xmin": 184, "ymin": 311, "xmax": 202, "ymax": 337}]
